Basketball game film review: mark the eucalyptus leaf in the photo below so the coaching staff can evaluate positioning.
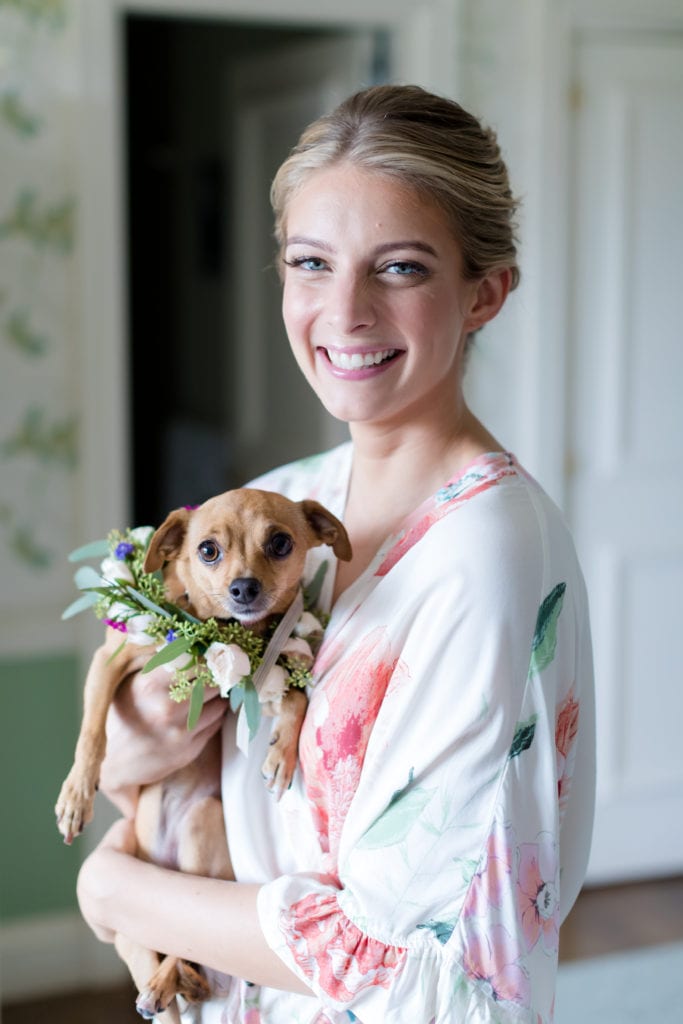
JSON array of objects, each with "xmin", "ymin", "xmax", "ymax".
[
  {"xmin": 74, "ymin": 565, "xmax": 106, "ymax": 591},
  {"xmin": 304, "ymin": 560, "xmax": 328, "ymax": 609},
  {"xmin": 68, "ymin": 538, "xmax": 110, "ymax": 562},
  {"xmin": 230, "ymin": 685, "xmax": 245, "ymax": 712},
  {"xmin": 124, "ymin": 585, "xmax": 172, "ymax": 619},
  {"xmin": 242, "ymin": 678, "xmax": 261, "ymax": 740},
  {"xmin": 187, "ymin": 680, "xmax": 205, "ymax": 731},
  {"xmin": 142, "ymin": 637, "xmax": 194, "ymax": 673},
  {"xmin": 61, "ymin": 590, "xmax": 100, "ymax": 620}
]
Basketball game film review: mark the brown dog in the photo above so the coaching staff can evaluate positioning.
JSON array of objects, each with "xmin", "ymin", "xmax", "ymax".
[{"xmin": 56, "ymin": 488, "xmax": 351, "ymax": 1022}]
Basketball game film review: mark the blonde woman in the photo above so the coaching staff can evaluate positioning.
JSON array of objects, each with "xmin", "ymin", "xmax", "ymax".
[{"xmin": 78, "ymin": 85, "xmax": 595, "ymax": 1024}]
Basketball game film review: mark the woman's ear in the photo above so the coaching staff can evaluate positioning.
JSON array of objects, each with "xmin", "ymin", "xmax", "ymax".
[{"xmin": 465, "ymin": 267, "xmax": 513, "ymax": 333}]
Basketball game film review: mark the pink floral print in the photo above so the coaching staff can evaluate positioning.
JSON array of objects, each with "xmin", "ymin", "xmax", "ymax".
[
  {"xmin": 462, "ymin": 820, "xmax": 515, "ymax": 919},
  {"xmin": 299, "ymin": 627, "xmax": 399, "ymax": 871},
  {"xmin": 462, "ymin": 922, "xmax": 531, "ymax": 1005},
  {"xmin": 556, "ymin": 688, "xmax": 580, "ymax": 811},
  {"xmin": 516, "ymin": 839, "xmax": 560, "ymax": 955},
  {"xmin": 281, "ymin": 890, "xmax": 407, "ymax": 1003},
  {"xmin": 376, "ymin": 455, "xmax": 517, "ymax": 576}
]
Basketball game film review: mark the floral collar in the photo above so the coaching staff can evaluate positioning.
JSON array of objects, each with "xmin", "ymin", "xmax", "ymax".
[{"xmin": 63, "ymin": 526, "xmax": 327, "ymax": 740}]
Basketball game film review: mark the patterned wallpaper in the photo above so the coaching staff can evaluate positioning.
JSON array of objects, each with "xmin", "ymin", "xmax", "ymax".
[{"xmin": 0, "ymin": 0, "xmax": 80, "ymax": 620}]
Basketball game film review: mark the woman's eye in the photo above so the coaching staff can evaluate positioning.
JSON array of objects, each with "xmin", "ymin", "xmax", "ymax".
[
  {"xmin": 382, "ymin": 260, "xmax": 428, "ymax": 277},
  {"xmin": 267, "ymin": 532, "xmax": 293, "ymax": 559},
  {"xmin": 198, "ymin": 540, "xmax": 221, "ymax": 564},
  {"xmin": 284, "ymin": 255, "xmax": 328, "ymax": 272}
]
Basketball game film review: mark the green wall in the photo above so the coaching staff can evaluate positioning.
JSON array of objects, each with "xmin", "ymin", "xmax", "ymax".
[{"xmin": 0, "ymin": 653, "xmax": 83, "ymax": 921}]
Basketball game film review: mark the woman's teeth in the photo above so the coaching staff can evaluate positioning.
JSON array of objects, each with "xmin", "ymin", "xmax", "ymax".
[{"xmin": 327, "ymin": 349, "xmax": 396, "ymax": 370}]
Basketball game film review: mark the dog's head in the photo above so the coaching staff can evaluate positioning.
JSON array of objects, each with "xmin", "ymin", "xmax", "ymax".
[{"xmin": 143, "ymin": 488, "xmax": 351, "ymax": 629}]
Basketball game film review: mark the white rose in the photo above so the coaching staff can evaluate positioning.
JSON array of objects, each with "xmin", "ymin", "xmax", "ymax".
[
  {"xmin": 281, "ymin": 636, "xmax": 314, "ymax": 668},
  {"xmin": 258, "ymin": 664, "xmax": 289, "ymax": 708},
  {"xmin": 100, "ymin": 556, "xmax": 135, "ymax": 584},
  {"xmin": 106, "ymin": 601, "xmax": 132, "ymax": 626},
  {"xmin": 126, "ymin": 613, "xmax": 156, "ymax": 646},
  {"xmin": 294, "ymin": 612, "xmax": 323, "ymax": 638},
  {"xmin": 205, "ymin": 642, "xmax": 251, "ymax": 697},
  {"xmin": 129, "ymin": 525, "xmax": 154, "ymax": 548}
]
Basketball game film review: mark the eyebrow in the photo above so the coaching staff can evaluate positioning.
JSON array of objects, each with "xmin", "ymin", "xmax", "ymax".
[{"xmin": 284, "ymin": 236, "xmax": 439, "ymax": 258}]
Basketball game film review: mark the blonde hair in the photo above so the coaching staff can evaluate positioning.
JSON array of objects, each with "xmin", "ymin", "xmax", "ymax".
[{"xmin": 271, "ymin": 84, "xmax": 520, "ymax": 289}]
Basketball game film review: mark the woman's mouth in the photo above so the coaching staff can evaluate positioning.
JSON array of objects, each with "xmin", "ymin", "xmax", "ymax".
[{"xmin": 323, "ymin": 347, "xmax": 398, "ymax": 371}]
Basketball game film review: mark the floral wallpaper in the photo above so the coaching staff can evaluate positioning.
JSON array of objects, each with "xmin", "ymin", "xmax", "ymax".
[{"xmin": 0, "ymin": 0, "xmax": 79, "ymax": 617}]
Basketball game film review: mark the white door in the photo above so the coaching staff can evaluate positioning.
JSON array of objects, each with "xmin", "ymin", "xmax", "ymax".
[
  {"xmin": 567, "ymin": 35, "xmax": 683, "ymax": 882},
  {"xmin": 227, "ymin": 37, "xmax": 376, "ymax": 480}
]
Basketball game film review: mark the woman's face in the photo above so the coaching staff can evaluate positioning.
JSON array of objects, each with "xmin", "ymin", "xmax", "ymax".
[{"xmin": 280, "ymin": 162, "xmax": 489, "ymax": 431}]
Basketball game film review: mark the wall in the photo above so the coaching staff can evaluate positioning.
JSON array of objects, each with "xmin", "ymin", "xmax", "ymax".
[{"xmin": 0, "ymin": 0, "xmax": 105, "ymax": 1000}]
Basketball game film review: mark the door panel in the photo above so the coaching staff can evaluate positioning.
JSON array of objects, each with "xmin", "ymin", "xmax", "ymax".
[{"xmin": 568, "ymin": 36, "xmax": 683, "ymax": 881}]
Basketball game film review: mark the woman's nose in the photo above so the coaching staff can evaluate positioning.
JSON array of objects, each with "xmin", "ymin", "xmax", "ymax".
[{"xmin": 325, "ymin": 272, "xmax": 376, "ymax": 333}]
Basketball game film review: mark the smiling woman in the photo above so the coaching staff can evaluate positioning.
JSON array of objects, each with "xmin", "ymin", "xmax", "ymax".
[{"xmin": 76, "ymin": 85, "xmax": 595, "ymax": 1024}]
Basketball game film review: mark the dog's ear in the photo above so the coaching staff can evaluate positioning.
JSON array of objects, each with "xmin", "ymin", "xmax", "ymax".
[
  {"xmin": 143, "ymin": 508, "xmax": 191, "ymax": 572},
  {"xmin": 300, "ymin": 500, "xmax": 352, "ymax": 562}
]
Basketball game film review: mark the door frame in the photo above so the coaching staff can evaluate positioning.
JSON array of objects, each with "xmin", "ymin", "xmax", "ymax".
[{"xmin": 75, "ymin": 0, "xmax": 460, "ymax": 547}]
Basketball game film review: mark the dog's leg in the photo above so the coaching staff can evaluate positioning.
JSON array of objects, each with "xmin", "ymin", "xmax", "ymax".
[
  {"xmin": 136, "ymin": 788, "xmax": 234, "ymax": 1016},
  {"xmin": 261, "ymin": 688, "xmax": 308, "ymax": 800},
  {"xmin": 56, "ymin": 633, "xmax": 147, "ymax": 843},
  {"xmin": 114, "ymin": 934, "xmax": 182, "ymax": 1024}
]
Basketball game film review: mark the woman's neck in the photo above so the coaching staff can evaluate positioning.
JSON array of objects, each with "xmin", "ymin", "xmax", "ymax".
[{"xmin": 330, "ymin": 405, "xmax": 503, "ymax": 604}]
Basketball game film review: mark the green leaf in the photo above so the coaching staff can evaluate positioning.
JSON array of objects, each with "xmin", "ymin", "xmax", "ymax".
[
  {"xmin": 509, "ymin": 715, "xmax": 537, "ymax": 760},
  {"xmin": 61, "ymin": 590, "xmax": 100, "ymax": 620},
  {"xmin": 304, "ymin": 560, "xmax": 328, "ymax": 609},
  {"xmin": 123, "ymin": 585, "xmax": 172, "ymax": 619},
  {"xmin": 243, "ymin": 678, "xmax": 261, "ymax": 740},
  {"xmin": 229, "ymin": 685, "xmax": 245, "ymax": 712},
  {"xmin": 106, "ymin": 639, "xmax": 128, "ymax": 665},
  {"xmin": 187, "ymin": 680, "xmax": 205, "ymax": 730},
  {"xmin": 74, "ymin": 565, "xmax": 105, "ymax": 590},
  {"xmin": 142, "ymin": 637, "xmax": 194, "ymax": 673},
  {"xmin": 529, "ymin": 582, "xmax": 566, "ymax": 675},
  {"xmin": 416, "ymin": 919, "xmax": 455, "ymax": 945},
  {"xmin": 68, "ymin": 538, "xmax": 110, "ymax": 562},
  {"xmin": 357, "ymin": 785, "xmax": 436, "ymax": 850}
]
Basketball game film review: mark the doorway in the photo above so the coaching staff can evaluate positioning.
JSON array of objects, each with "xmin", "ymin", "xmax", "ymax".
[{"xmin": 125, "ymin": 15, "xmax": 389, "ymax": 525}]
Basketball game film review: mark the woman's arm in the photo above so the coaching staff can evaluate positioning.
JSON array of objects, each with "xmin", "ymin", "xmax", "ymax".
[{"xmin": 77, "ymin": 819, "xmax": 311, "ymax": 996}]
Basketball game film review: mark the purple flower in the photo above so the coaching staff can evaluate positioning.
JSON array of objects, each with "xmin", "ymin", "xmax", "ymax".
[
  {"xmin": 166, "ymin": 629, "xmax": 177, "ymax": 643},
  {"xmin": 115, "ymin": 541, "xmax": 135, "ymax": 560},
  {"xmin": 183, "ymin": 504, "xmax": 199, "ymax": 511},
  {"xmin": 104, "ymin": 618, "xmax": 128, "ymax": 633}
]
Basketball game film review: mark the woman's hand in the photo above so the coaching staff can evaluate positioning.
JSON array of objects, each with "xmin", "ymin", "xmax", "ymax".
[{"xmin": 99, "ymin": 667, "xmax": 227, "ymax": 815}]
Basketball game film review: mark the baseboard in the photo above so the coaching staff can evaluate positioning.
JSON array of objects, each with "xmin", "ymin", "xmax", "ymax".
[{"xmin": 0, "ymin": 910, "xmax": 127, "ymax": 1003}]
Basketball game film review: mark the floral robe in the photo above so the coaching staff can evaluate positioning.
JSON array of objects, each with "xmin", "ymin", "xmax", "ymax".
[{"xmin": 184, "ymin": 444, "xmax": 595, "ymax": 1024}]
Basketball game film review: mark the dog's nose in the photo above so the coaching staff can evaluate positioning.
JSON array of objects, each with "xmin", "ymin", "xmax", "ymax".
[{"xmin": 229, "ymin": 577, "xmax": 261, "ymax": 605}]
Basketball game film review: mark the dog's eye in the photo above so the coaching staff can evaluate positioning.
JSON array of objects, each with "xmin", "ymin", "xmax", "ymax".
[
  {"xmin": 198, "ymin": 540, "xmax": 221, "ymax": 564},
  {"xmin": 267, "ymin": 532, "xmax": 293, "ymax": 559}
]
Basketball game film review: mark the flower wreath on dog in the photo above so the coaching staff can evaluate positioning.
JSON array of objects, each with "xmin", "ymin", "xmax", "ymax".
[{"xmin": 63, "ymin": 525, "xmax": 327, "ymax": 743}]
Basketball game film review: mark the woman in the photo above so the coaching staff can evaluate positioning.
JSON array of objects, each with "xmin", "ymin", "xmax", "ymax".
[{"xmin": 78, "ymin": 85, "xmax": 595, "ymax": 1023}]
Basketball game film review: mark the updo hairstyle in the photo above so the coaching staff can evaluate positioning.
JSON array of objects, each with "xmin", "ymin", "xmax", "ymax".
[{"xmin": 271, "ymin": 84, "xmax": 520, "ymax": 290}]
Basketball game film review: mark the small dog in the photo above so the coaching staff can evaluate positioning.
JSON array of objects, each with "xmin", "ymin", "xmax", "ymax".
[{"xmin": 56, "ymin": 488, "xmax": 351, "ymax": 1022}]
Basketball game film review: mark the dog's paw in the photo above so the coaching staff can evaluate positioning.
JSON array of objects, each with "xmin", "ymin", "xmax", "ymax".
[
  {"xmin": 55, "ymin": 771, "xmax": 96, "ymax": 845},
  {"xmin": 137, "ymin": 956, "xmax": 210, "ymax": 1019},
  {"xmin": 261, "ymin": 732, "xmax": 298, "ymax": 801}
]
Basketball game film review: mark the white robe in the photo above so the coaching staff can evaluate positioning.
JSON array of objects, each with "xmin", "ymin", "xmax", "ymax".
[{"xmin": 184, "ymin": 444, "xmax": 595, "ymax": 1024}]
